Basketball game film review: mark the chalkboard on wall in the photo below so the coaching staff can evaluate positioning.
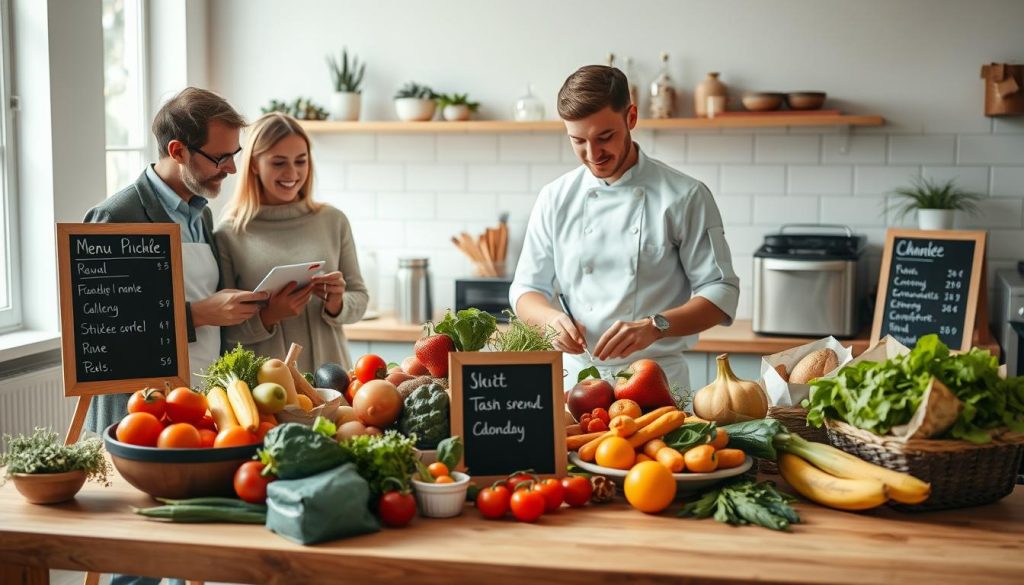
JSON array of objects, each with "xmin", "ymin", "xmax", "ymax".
[
  {"xmin": 57, "ymin": 223, "xmax": 189, "ymax": 397},
  {"xmin": 871, "ymin": 229, "xmax": 986, "ymax": 351},
  {"xmin": 450, "ymin": 351, "xmax": 566, "ymax": 483}
]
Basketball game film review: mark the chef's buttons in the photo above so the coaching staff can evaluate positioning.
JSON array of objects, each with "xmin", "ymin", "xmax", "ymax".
[
  {"xmin": 588, "ymin": 189, "xmax": 598, "ymax": 198},
  {"xmin": 630, "ymin": 226, "xmax": 639, "ymax": 234},
  {"xmin": 584, "ymin": 227, "xmax": 593, "ymax": 234},
  {"xmin": 634, "ymin": 188, "xmax": 644, "ymax": 197},
  {"xmin": 583, "ymin": 265, "xmax": 593, "ymax": 274}
]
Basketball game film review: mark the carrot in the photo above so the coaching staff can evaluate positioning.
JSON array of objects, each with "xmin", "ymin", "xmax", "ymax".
[
  {"xmin": 578, "ymin": 406, "xmax": 679, "ymax": 461},
  {"xmin": 626, "ymin": 411, "xmax": 688, "ymax": 449},
  {"xmin": 566, "ymin": 431, "xmax": 605, "ymax": 450},
  {"xmin": 656, "ymin": 447, "xmax": 686, "ymax": 473},
  {"xmin": 642, "ymin": 439, "xmax": 668, "ymax": 459}
]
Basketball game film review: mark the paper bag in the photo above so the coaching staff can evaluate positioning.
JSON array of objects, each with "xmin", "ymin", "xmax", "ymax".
[{"xmin": 759, "ymin": 337, "xmax": 853, "ymax": 407}]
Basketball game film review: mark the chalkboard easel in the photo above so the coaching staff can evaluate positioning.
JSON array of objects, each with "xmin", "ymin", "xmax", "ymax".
[
  {"xmin": 56, "ymin": 223, "xmax": 190, "ymax": 444},
  {"xmin": 449, "ymin": 351, "xmax": 567, "ymax": 485}
]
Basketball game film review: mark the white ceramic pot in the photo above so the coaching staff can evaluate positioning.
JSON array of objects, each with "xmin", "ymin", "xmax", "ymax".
[
  {"xmin": 329, "ymin": 92, "xmax": 361, "ymax": 121},
  {"xmin": 917, "ymin": 209, "xmax": 955, "ymax": 230},
  {"xmin": 394, "ymin": 98, "xmax": 436, "ymax": 122},
  {"xmin": 442, "ymin": 104, "xmax": 471, "ymax": 121},
  {"xmin": 411, "ymin": 471, "xmax": 470, "ymax": 518}
]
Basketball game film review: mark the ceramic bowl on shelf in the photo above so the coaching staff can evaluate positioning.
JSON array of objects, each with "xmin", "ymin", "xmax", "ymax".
[
  {"xmin": 568, "ymin": 452, "xmax": 752, "ymax": 495},
  {"xmin": 411, "ymin": 471, "xmax": 471, "ymax": 518},
  {"xmin": 786, "ymin": 92, "xmax": 827, "ymax": 110},
  {"xmin": 741, "ymin": 92, "xmax": 785, "ymax": 111}
]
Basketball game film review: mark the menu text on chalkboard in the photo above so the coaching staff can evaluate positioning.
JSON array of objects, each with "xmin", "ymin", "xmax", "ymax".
[
  {"xmin": 58, "ymin": 223, "xmax": 189, "ymax": 397},
  {"xmin": 872, "ymin": 229, "xmax": 986, "ymax": 351},
  {"xmin": 450, "ymin": 351, "xmax": 566, "ymax": 483}
]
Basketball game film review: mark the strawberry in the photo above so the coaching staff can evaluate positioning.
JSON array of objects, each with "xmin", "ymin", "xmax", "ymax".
[
  {"xmin": 613, "ymin": 359, "xmax": 676, "ymax": 409},
  {"xmin": 414, "ymin": 334, "xmax": 455, "ymax": 378}
]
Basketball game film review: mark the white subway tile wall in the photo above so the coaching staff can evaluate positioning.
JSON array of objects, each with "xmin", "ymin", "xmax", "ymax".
[{"xmin": 313, "ymin": 129, "xmax": 1024, "ymax": 320}]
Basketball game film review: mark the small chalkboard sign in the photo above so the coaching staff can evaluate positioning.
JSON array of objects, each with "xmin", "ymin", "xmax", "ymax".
[
  {"xmin": 872, "ymin": 229, "xmax": 986, "ymax": 351},
  {"xmin": 57, "ymin": 223, "xmax": 190, "ymax": 398},
  {"xmin": 450, "ymin": 351, "xmax": 566, "ymax": 483}
]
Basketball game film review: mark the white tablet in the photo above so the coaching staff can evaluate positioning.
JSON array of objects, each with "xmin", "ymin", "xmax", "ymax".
[{"xmin": 253, "ymin": 261, "xmax": 326, "ymax": 294}]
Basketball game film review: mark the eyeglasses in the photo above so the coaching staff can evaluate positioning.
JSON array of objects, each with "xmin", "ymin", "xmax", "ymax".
[{"xmin": 187, "ymin": 144, "xmax": 242, "ymax": 168}]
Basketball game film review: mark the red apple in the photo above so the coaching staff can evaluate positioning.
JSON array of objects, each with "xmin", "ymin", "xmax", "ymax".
[
  {"xmin": 614, "ymin": 359, "xmax": 675, "ymax": 409},
  {"xmin": 566, "ymin": 378, "xmax": 615, "ymax": 421},
  {"xmin": 401, "ymin": 355, "xmax": 429, "ymax": 376}
]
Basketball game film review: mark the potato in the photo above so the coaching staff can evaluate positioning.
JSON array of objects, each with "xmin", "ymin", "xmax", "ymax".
[{"xmin": 790, "ymin": 349, "xmax": 839, "ymax": 384}]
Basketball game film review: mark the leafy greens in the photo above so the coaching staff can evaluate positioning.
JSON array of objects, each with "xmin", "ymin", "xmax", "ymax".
[{"xmin": 433, "ymin": 308, "xmax": 497, "ymax": 352}]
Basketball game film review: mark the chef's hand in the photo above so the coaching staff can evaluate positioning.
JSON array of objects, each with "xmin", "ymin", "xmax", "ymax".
[
  {"xmin": 259, "ymin": 281, "xmax": 315, "ymax": 328},
  {"xmin": 550, "ymin": 312, "xmax": 588, "ymax": 355},
  {"xmin": 593, "ymin": 319, "xmax": 660, "ymax": 361},
  {"xmin": 192, "ymin": 289, "xmax": 268, "ymax": 327},
  {"xmin": 312, "ymin": 271, "xmax": 346, "ymax": 316}
]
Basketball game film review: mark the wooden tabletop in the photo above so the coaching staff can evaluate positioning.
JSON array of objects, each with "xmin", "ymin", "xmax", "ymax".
[{"xmin": 2, "ymin": 474, "xmax": 1022, "ymax": 584}]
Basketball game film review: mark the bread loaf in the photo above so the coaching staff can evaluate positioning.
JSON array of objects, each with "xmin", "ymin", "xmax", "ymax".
[
  {"xmin": 789, "ymin": 349, "xmax": 839, "ymax": 384},
  {"xmin": 774, "ymin": 364, "xmax": 789, "ymax": 381}
]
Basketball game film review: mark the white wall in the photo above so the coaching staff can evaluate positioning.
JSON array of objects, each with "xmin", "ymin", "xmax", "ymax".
[{"xmin": 204, "ymin": 1, "xmax": 1023, "ymax": 318}]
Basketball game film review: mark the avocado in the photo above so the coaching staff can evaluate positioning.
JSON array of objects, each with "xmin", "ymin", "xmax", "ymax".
[{"xmin": 314, "ymin": 362, "xmax": 350, "ymax": 392}]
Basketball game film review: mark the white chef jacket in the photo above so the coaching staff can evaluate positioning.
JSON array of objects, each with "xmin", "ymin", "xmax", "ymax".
[{"xmin": 509, "ymin": 145, "xmax": 740, "ymax": 392}]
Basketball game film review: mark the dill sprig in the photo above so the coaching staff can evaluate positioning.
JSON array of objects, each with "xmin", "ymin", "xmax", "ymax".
[{"xmin": 491, "ymin": 310, "xmax": 558, "ymax": 352}]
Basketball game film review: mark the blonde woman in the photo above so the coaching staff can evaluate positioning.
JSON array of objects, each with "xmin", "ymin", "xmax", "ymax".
[{"xmin": 215, "ymin": 112, "xmax": 368, "ymax": 371}]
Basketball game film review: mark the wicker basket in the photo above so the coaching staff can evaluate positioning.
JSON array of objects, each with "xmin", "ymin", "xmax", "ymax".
[
  {"xmin": 824, "ymin": 419, "xmax": 1024, "ymax": 512},
  {"xmin": 759, "ymin": 407, "xmax": 829, "ymax": 474}
]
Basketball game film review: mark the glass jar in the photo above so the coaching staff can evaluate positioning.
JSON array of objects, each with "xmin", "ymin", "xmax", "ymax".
[
  {"xmin": 513, "ymin": 85, "xmax": 545, "ymax": 121},
  {"xmin": 649, "ymin": 52, "xmax": 677, "ymax": 119}
]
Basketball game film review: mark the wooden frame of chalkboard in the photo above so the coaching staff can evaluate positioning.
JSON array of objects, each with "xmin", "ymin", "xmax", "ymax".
[
  {"xmin": 57, "ymin": 223, "xmax": 190, "ymax": 398},
  {"xmin": 871, "ymin": 228, "xmax": 986, "ymax": 351},
  {"xmin": 449, "ymin": 351, "xmax": 567, "ymax": 485}
]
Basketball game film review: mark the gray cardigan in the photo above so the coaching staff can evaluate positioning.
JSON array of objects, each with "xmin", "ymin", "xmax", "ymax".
[{"xmin": 82, "ymin": 170, "xmax": 223, "ymax": 434}]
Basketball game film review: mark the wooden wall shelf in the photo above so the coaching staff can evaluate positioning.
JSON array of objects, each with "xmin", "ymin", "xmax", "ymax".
[{"xmin": 299, "ymin": 114, "xmax": 884, "ymax": 134}]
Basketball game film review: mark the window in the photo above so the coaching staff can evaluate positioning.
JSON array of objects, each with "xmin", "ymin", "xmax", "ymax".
[
  {"xmin": 102, "ymin": 0, "xmax": 147, "ymax": 197},
  {"xmin": 0, "ymin": 0, "xmax": 20, "ymax": 331}
]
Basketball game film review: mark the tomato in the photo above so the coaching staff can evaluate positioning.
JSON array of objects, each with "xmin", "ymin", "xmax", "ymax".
[
  {"xmin": 509, "ymin": 489, "xmax": 545, "ymax": 523},
  {"xmin": 434, "ymin": 475, "xmax": 454, "ymax": 484},
  {"xmin": 531, "ymin": 478, "xmax": 564, "ymax": 513},
  {"xmin": 157, "ymin": 423, "xmax": 201, "ymax": 449},
  {"xmin": 234, "ymin": 461, "xmax": 274, "ymax": 504},
  {"xmin": 127, "ymin": 388, "xmax": 166, "ymax": 419},
  {"xmin": 255, "ymin": 421, "xmax": 276, "ymax": 441},
  {"xmin": 165, "ymin": 387, "xmax": 208, "ymax": 425},
  {"xmin": 378, "ymin": 491, "xmax": 417, "ymax": 527},
  {"xmin": 195, "ymin": 413, "xmax": 217, "ymax": 431},
  {"xmin": 427, "ymin": 462, "xmax": 449, "ymax": 479},
  {"xmin": 198, "ymin": 429, "xmax": 217, "ymax": 448},
  {"xmin": 476, "ymin": 485, "xmax": 511, "ymax": 519},
  {"xmin": 561, "ymin": 476, "xmax": 594, "ymax": 507},
  {"xmin": 354, "ymin": 354, "xmax": 388, "ymax": 383},
  {"xmin": 345, "ymin": 379, "xmax": 363, "ymax": 404},
  {"xmin": 116, "ymin": 412, "xmax": 164, "ymax": 446},
  {"xmin": 504, "ymin": 471, "xmax": 535, "ymax": 492},
  {"xmin": 214, "ymin": 426, "xmax": 257, "ymax": 448}
]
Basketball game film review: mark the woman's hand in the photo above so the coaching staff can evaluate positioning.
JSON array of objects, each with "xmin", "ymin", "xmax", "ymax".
[
  {"xmin": 259, "ymin": 281, "xmax": 315, "ymax": 329},
  {"xmin": 312, "ymin": 271, "xmax": 346, "ymax": 316}
]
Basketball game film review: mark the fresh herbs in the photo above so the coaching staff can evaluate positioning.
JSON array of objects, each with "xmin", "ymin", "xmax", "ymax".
[
  {"xmin": 679, "ymin": 479, "xmax": 800, "ymax": 531},
  {"xmin": 490, "ymin": 310, "xmax": 557, "ymax": 352},
  {"xmin": 201, "ymin": 344, "xmax": 267, "ymax": 392},
  {"xmin": 339, "ymin": 431, "xmax": 419, "ymax": 497},
  {"xmin": 1, "ymin": 428, "xmax": 112, "ymax": 486},
  {"xmin": 805, "ymin": 334, "xmax": 1024, "ymax": 443},
  {"xmin": 433, "ymin": 308, "xmax": 498, "ymax": 352}
]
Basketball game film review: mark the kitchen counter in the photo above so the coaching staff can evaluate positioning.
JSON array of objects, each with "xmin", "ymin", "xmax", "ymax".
[{"xmin": 2, "ymin": 473, "xmax": 1022, "ymax": 584}]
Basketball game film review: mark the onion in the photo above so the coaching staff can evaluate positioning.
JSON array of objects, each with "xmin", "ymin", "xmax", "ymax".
[
  {"xmin": 353, "ymin": 379, "xmax": 403, "ymax": 427},
  {"xmin": 334, "ymin": 405, "xmax": 358, "ymax": 426},
  {"xmin": 336, "ymin": 420, "xmax": 368, "ymax": 441},
  {"xmin": 364, "ymin": 426, "xmax": 383, "ymax": 436}
]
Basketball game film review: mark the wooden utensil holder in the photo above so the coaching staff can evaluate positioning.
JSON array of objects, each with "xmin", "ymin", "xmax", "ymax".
[{"xmin": 981, "ymin": 63, "xmax": 1024, "ymax": 117}]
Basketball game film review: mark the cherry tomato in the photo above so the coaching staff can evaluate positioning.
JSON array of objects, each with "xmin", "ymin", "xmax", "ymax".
[
  {"xmin": 127, "ymin": 388, "xmax": 166, "ymax": 419},
  {"xmin": 378, "ymin": 491, "xmax": 417, "ymax": 527},
  {"xmin": 504, "ymin": 471, "xmax": 535, "ymax": 492},
  {"xmin": 214, "ymin": 426, "xmax": 258, "ymax": 448},
  {"xmin": 354, "ymin": 354, "xmax": 388, "ymax": 383},
  {"xmin": 198, "ymin": 429, "xmax": 217, "ymax": 448},
  {"xmin": 255, "ymin": 421, "xmax": 276, "ymax": 441},
  {"xmin": 427, "ymin": 462, "xmax": 449, "ymax": 478},
  {"xmin": 345, "ymin": 379, "xmax": 363, "ymax": 404},
  {"xmin": 509, "ymin": 489, "xmax": 545, "ymax": 523},
  {"xmin": 195, "ymin": 413, "xmax": 217, "ymax": 431},
  {"xmin": 115, "ymin": 412, "xmax": 164, "ymax": 447},
  {"xmin": 561, "ymin": 476, "xmax": 594, "ymax": 507},
  {"xmin": 165, "ymin": 387, "xmax": 208, "ymax": 425},
  {"xmin": 476, "ymin": 485, "xmax": 511, "ymax": 519},
  {"xmin": 434, "ymin": 475, "xmax": 454, "ymax": 484},
  {"xmin": 234, "ymin": 461, "xmax": 274, "ymax": 504},
  {"xmin": 156, "ymin": 423, "xmax": 201, "ymax": 449},
  {"xmin": 531, "ymin": 478, "xmax": 564, "ymax": 513}
]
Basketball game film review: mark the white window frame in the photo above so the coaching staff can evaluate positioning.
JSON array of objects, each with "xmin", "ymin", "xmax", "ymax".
[
  {"xmin": 0, "ymin": 0, "xmax": 21, "ymax": 333},
  {"xmin": 103, "ymin": 0, "xmax": 150, "ymax": 198}
]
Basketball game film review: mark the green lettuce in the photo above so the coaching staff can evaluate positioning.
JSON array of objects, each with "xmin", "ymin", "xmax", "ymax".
[{"xmin": 433, "ymin": 308, "xmax": 497, "ymax": 352}]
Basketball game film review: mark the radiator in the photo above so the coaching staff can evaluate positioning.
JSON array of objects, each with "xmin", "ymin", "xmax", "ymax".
[{"xmin": 0, "ymin": 365, "xmax": 77, "ymax": 450}]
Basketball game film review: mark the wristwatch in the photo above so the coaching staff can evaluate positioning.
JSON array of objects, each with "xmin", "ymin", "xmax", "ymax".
[{"xmin": 647, "ymin": 314, "xmax": 670, "ymax": 337}]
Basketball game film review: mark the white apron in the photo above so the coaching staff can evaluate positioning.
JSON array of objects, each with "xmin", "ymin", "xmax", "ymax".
[{"xmin": 182, "ymin": 242, "xmax": 221, "ymax": 388}]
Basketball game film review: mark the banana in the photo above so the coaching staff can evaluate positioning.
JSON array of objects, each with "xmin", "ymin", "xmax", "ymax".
[{"xmin": 779, "ymin": 453, "xmax": 889, "ymax": 511}]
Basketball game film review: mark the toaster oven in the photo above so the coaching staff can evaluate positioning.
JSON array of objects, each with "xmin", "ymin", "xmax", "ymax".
[{"xmin": 455, "ymin": 277, "xmax": 513, "ymax": 322}]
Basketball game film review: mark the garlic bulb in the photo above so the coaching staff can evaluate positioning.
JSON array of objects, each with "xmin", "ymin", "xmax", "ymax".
[{"xmin": 692, "ymin": 353, "xmax": 769, "ymax": 424}]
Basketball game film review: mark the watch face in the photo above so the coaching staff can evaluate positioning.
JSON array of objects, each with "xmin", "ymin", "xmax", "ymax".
[{"xmin": 653, "ymin": 314, "xmax": 670, "ymax": 331}]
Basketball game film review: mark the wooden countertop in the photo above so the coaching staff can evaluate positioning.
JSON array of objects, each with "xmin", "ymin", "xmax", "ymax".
[{"xmin": 1, "ymin": 474, "xmax": 1022, "ymax": 584}]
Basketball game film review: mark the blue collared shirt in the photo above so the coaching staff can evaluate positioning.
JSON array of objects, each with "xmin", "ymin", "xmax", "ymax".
[{"xmin": 145, "ymin": 164, "xmax": 209, "ymax": 244}]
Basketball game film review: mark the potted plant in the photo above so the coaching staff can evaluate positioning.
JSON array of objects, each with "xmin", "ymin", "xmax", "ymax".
[
  {"xmin": 436, "ymin": 93, "xmax": 480, "ymax": 121},
  {"xmin": 326, "ymin": 48, "xmax": 366, "ymax": 121},
  {"xmin": 889, "ymin": 177, "xmax": 981, "ymax": 230},
  {"xmin": 1, "ymin": 428, "xmax": 112, "ymax": 504},
  {"xmin": 394, "ymin": 82, "xmax": 438, "ymax": 122}
]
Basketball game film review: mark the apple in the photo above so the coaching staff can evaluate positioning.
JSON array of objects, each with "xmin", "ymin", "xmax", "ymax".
[
  {"xmin": 401, "ymin": 355, "xmax": 429, "ymax": 376},
  {"xmin": 566, "ymin": 378, "xmax": 615, "ymax": 421},
  {"xmin": 613, "ymin": 359, "xmax": 675, "ymax": 409},
  {"xmin": 252, "ymin": 382, "xmax": 288, "ymax": 414}
]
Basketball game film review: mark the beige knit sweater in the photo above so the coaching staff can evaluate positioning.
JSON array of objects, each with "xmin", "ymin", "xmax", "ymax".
[{"xmin": 214, "ymin": 202, "xmax": 368, "ymax": 372}]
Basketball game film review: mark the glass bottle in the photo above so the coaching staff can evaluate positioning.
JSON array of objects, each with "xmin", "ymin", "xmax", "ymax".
[
  {"xmin": 513, "ymin": 84, "xmax": 545, "ymax": 122},
  {"xmin": 623, "ymin": 57, "xmax": 639, "ymax": 108},
  {"xmin": 649, "ymin": 52, "xmax": 677, "ymax": 119}
]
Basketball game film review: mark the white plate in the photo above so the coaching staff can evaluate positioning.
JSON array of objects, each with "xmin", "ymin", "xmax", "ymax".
[{"xmin": 568, "ymin": 452, "xmax": 753, "ymax": 493}]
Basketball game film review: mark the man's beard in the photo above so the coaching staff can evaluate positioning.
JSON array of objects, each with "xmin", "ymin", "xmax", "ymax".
[
  {"xmin": 587, "ymin": 133, "xmax": 633, "ymax": 179},
  {"xmin": 181, "ymin": 160, "xmax": 226, "ymax": 199}
]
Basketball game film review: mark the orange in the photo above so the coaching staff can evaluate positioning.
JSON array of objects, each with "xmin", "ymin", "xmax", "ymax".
[
  {"xmin": 434, "ymin": 475, "xmax": 455, "ymax": 484},
  {"xmin": 716, "ymin": 448, "xmax": 746, "ymax": 469},
  {"xmin": 709, "ymin": 428, "xmax": 729, "ymax": 450},
  {"xmin": 595, "ymin": 436, "xmax": 635, "ymax": 470},
  {"xmin": 214, "ymin": 426, "xmax": 257, "ymax": 448},
  {"xmin": 624, "ymin": 461, "xmax": 676, "ymax": 513},
  {"xmin": 683, "ymin": 444, "xmax": 718, "ymax": 473},
  {"xmin": 427, "ymin": 462, "xmax": 449, "ymax": 478}
]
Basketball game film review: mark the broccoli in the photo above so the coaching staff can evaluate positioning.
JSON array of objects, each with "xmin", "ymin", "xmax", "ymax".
[{"xmin": 397, "ymin": 384, "xmax": 450, "ymax": 450}]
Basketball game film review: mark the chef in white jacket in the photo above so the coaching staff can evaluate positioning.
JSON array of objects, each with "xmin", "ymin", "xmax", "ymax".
[{"xmin": 510, "ymin": 65, "xmax": 740, "ymax": 394}]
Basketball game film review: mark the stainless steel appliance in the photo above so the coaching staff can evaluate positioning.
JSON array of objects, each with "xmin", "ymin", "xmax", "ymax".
[
  {"xmin": 753, "ymin": 224, "xmax": 867, "ymax": 338},
  {"xmin": 395, "ymin": 258, "xmax": 432, "ymax": 325},
  {"xmin": 993, "ymin": 268, "xmax": 1024, "ymax": 377},
  {"xmin": 455, "ymin": 277, "xmax": 513, "ymax": 322}
]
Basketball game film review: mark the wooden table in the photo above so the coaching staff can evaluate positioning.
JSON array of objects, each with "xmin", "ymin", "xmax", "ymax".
[{"xmin": 2, "ymin": 475, "xmax": 1023, "ymax": 585}]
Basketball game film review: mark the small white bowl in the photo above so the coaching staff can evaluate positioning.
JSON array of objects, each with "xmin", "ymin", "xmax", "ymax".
[{"xmin": 411, "ymin": 471, "xmax": 471, "ymax": 518}]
